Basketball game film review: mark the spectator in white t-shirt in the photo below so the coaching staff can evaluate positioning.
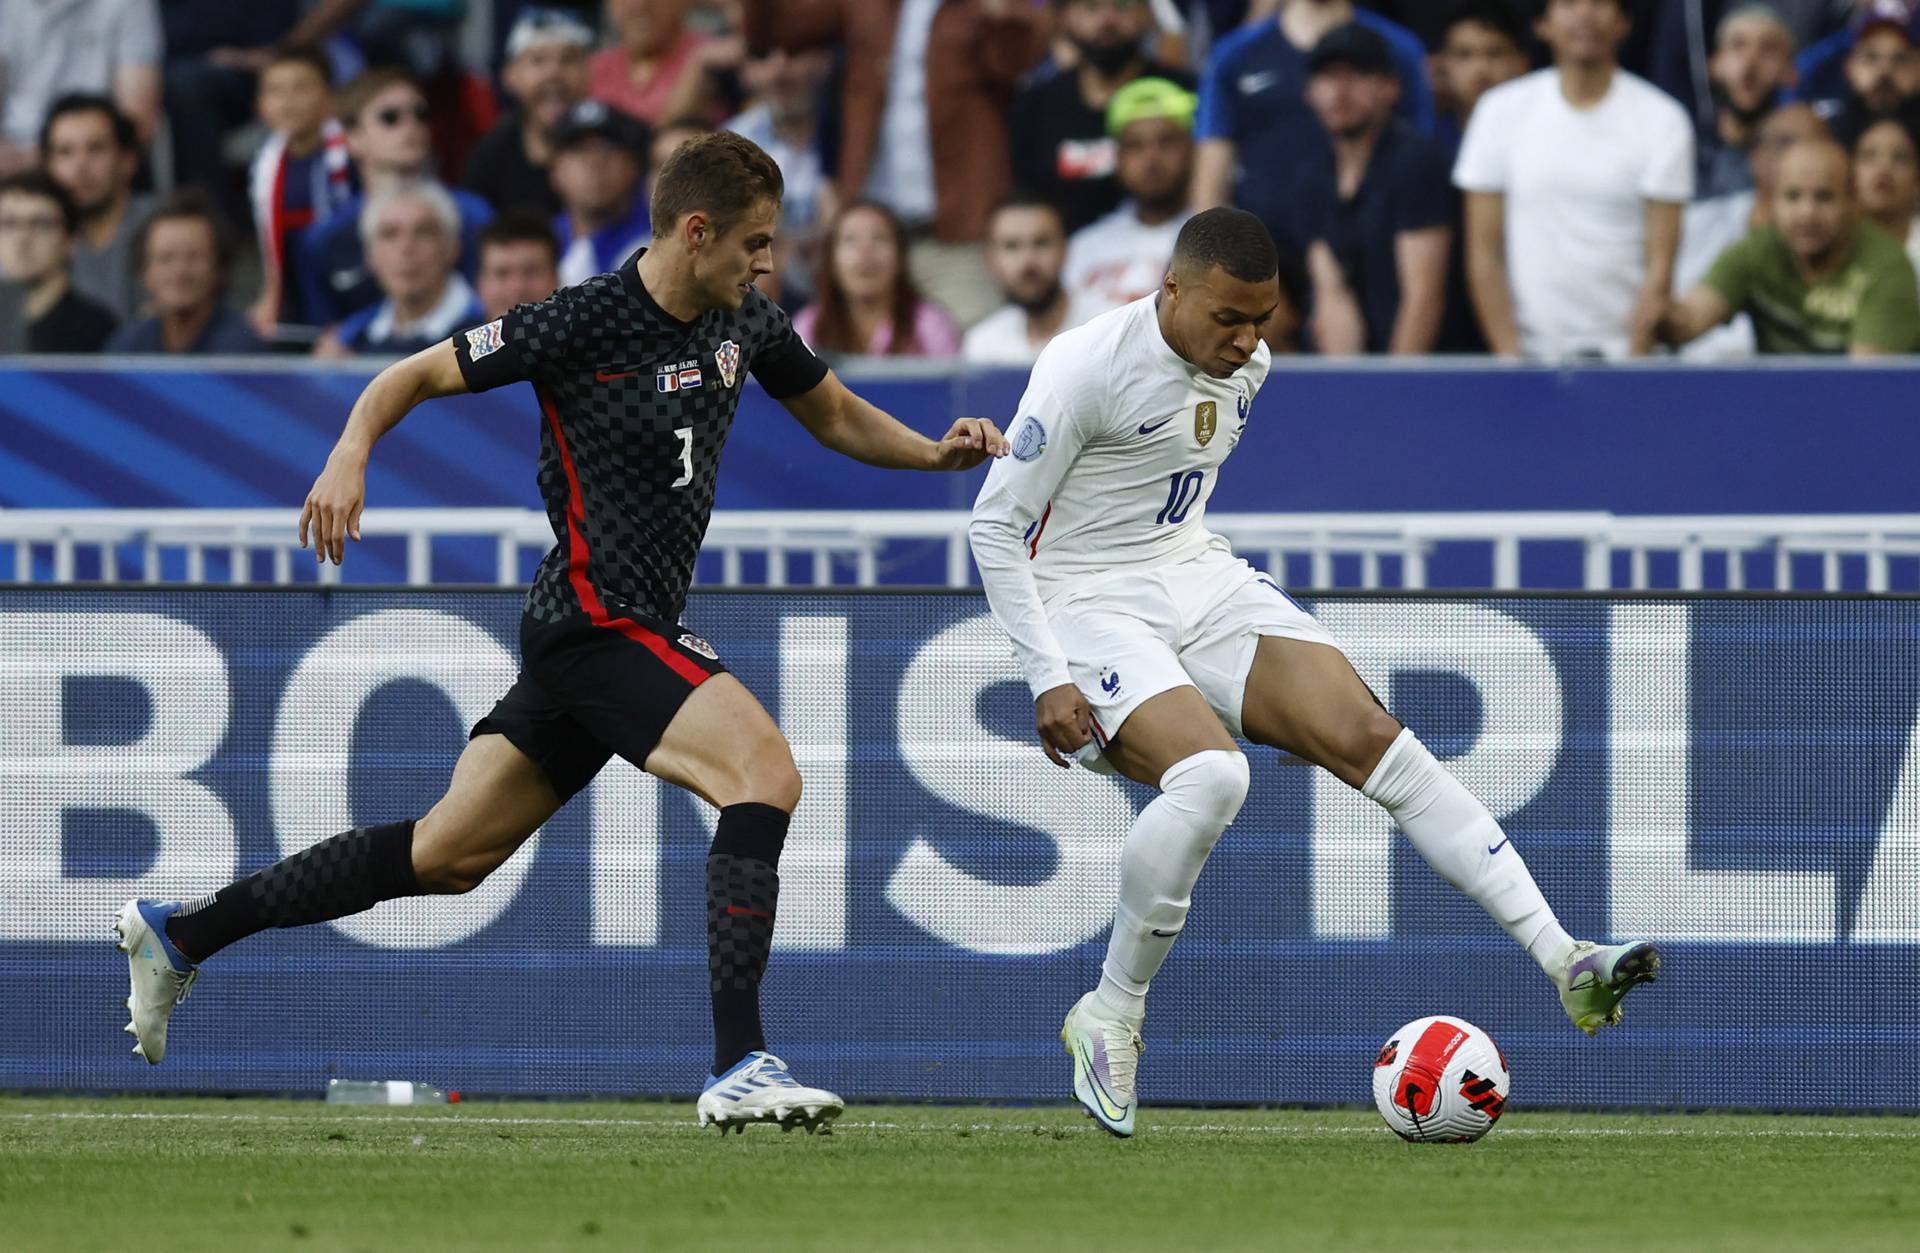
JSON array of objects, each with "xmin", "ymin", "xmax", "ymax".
[
  {"xmin": 1062, "ymin": 77, "xmax": 1197, "ymax": 317},
  {"xmin": 963, "ymin": 197, "xmax": 1103, "ymax": 366},
  {"xmin": 1454, "ymin": 0, "xmax": 1696, "ymax": 359}
]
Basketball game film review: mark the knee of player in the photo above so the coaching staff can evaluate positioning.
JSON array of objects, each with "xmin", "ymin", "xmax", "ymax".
[
  {"xmin": 413, "ymin": 847, "xmax": 497, "ymax": 895},
  {"xmin": 739, "ymin": 738, "xmax": 803, "ymax": 812},
  {"xmin": 1163, "ymin": 748, "xmax": 1252, "ymax": 826}
]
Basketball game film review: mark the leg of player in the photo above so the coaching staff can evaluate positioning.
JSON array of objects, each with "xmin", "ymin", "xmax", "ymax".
[
  {"xmin": 641, "ymin": 673, "xmax": 844, "ymax": 1135},
  {"xmin": 1063, "ymin": 687, "xmax": 1249, "ymax": 1137},
  {"xmin": 114, "ymin": 734, "xmax": 562, "ymax": 1064},
  {"xmin": 1238, "ymin": 635, "xmax": 1659, "ymax": 1035}
]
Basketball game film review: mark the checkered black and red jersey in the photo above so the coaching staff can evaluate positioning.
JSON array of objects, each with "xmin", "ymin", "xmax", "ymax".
[{"xmin": 452, "ymin": 253, "xmax": 828, "ymax": 625}]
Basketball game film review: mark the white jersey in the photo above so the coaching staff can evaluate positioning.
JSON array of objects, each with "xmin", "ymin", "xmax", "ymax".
[{"xmin": 969, "ymin": 294, "xmax": 1272, "ymax": 697}]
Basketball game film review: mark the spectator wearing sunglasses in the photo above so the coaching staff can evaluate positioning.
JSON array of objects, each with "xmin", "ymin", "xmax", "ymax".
[{"xmin": 297, "ymin": 68, "xmax": 493, "ymax": 327}]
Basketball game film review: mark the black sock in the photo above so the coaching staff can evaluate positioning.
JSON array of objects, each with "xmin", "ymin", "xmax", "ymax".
[
  {"xmin": 707, "ymin": 803, "xmax": 790, "ymax": 1074},
  {"xmin": 165, "ymin": 820, "xmax": 423, "ymax": 962}
]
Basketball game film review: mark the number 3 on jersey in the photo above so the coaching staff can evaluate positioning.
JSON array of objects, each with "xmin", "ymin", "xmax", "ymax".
[
  {"xmin": 671, "ymin": 425, "xmax": 693, "ymax": 488},
  {"xmin": 1156, "ymin": 469, "xmax": 1205, "ymax": 525}
]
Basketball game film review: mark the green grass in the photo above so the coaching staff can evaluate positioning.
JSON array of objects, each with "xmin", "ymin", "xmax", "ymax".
[{"xmin": 2, "ymin": 1098, "xmax": 1917, "ymax": 1252}]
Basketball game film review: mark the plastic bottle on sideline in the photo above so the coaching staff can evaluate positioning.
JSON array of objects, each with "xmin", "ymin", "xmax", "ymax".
[{"xmin": 324, "ymin": 1079, "xmax": 459, "ymax": 1105}]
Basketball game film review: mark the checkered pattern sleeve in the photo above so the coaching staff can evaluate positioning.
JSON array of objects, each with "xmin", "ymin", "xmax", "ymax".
[
  {"xmin": 452, "ymin": 286, "xmax": 590, "ymax": 393},
  {"xmin": 745, "ymin": 290, "xmax": 829, "ymax": 400}
]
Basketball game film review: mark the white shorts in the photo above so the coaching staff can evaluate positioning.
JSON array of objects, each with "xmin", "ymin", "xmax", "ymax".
[{"xmin": 1046, "ymin": 547, "xmax": 1340, "ymax": 744}]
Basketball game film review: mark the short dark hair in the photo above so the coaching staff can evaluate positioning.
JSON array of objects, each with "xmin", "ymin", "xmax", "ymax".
[
  {"xmin": 266, "ymin": 43, "xmax": 335, "ymax": 87},
  {"xmin": 1441, "ymin": 0, "xmax": 1529, "ymax": 51},
  {"xmin": 132, "ymin": 189, "xmax": 235, "ymax": 280},
  {"xmin": 988, "ymin": 193, "xmax": 1066, "ymax": 231},
  {"xmin": 477, "ymin": 209, "xmax": 560, "ymax": 265},
  {"xmin": 649, "ymin": 130, "xmax": 784, "ymax": 237},
  {"xmin": 0, "ymin": 170, "xmax": 79, "ymax": 236},
  {"xmin": 1534, "ymin": 0, "xmax": 1626, "ymax": 19},
  {"xmin": 1172, "ymin": 207, "xmax": 1278, "ymax": 284},
  {"xmin": 337, "ymin": 67, "xmax": 422, "ymax": 128},
  {"xmin": 40, "ymin": 93, "xmax": 137, "ymax": 155}
]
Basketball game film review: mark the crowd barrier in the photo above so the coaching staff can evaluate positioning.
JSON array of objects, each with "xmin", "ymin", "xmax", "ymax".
[
  {"xmin": 2, "ymin": 359, "xmax": 1916, "ymax": 515},
  {"xmin": 2, "ymin": 586, "xmax": 1914, "ymax": 1110}
]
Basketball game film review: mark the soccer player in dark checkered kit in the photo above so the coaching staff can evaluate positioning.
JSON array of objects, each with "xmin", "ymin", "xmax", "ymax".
[{"xmin": 113, "ymin": 133, "xmax": 1009, "ymax": 1133}]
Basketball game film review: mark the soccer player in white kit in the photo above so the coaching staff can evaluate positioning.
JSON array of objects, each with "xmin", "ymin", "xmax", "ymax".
[{"xmin": 969, "ymin": 209, "xmax": 1660, "ymax": 1138}]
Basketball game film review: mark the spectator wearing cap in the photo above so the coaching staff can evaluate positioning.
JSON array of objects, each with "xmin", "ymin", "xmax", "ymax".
[
  {"xmin": 475, "ymin": 211, "xmax": 562, "ymax": 319},
  {"xmin": 247, "ymin": 45, "xmax": 355, "ymax": 342},
  {"xmin": 106, "ymin": 192, "xmax": 264, "ymax": 355},
  {"xmin": 1299, "ymin": 24, "xmax": 1454, "ymax": 354},
  {"xmin": 1191, "ymin": 0, "xmax": 1432, "ymax": 253},
  {"xmin": 1061, "ymin": 77, "xmax": 1197, "ymax": 316},
  {"xmin": 0, "ymin": 0, "xmax": 162, "ymax": 177},
  {"xmin": 40, "ymin": 94, "xmax": 154, "ymax": 321},
  {"xmin": 742, "ymin": 0, "xmax": 1049, "ymax": 328},
  {"xmin": 1454, "ymin": 0, "xmax": 1694, "ymax": 359},
  {"xmin": 964, "ymin": 196, "xmax": 1104, "ymax": 364},
  {"xmin": 466, "ymin": 8, "xmax": 596, "ymax": 219},
  {"xmin": 1661, "ymin": 135, "xmax": 1920, "ymax": 353},
  {"xmin": 1695, "ymin": 5, "xmax": 1802, "ymax": 200},
  {"xmin": 726, "ymin": 45, "xmax": 836, "ymax": 307},
  {"xmin": 549, "ymin": 100, "xmax": 654, "ymax": 288},
  {"xmin": 1854, "ymin": 113, "xmax": 1920, "ymax": 281},
  {"xmin": 0, "ymin": 171, "xmax": 118, "ymax": 352},
  {"xmin": 317, "ymin": 182, "xmax": 485, "ymax": 357},
  {"xmin": 1432, "ymin": 2, "xmax": 1531, "ymax": 158},
  {"xmin": 1010, "ymin": 0, "xmax": 1199, "ymax": 237},
  {"xmin": 590, "ymin": 0, "xmax": 729, "ymax": 126},
  {"xmin": 297, "ymin": 70, "xmax": 495, "ymax": 327},
  {"xmin": 1796, "ymin": 0, "xmax": 1920, "ymax": 140}
]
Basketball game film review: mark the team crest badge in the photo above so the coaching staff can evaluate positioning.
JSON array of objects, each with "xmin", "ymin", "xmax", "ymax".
[
  {"xmin": 677, "ymin": 632, "xmax": 719, "ymax": 661},
  {"xmin": 715, "ymin": 339, "xmax": 740, "ymax": 388},
  {"xmin": 1195, "ymin": 400, "xmax": 1217, "ymax": 446}
]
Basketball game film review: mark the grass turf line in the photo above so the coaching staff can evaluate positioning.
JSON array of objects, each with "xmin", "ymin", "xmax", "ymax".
[{"xmin": 2, "ymin": 1098, "xmax": 1916, "ymax": 1252}]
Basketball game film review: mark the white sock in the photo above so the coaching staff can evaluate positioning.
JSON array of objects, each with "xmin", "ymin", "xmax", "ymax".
[
  {"xmin": 1095, "ymin": 749, "xmax": 1252, "ymax": 1024},
  {"xmin": 1361, "ymin": 728, "xmax": 1577, "ymax": 975}
]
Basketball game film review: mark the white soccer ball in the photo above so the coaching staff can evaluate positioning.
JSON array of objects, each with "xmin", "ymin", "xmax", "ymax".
[{"xmin": 1372, "ymin": 1015, "xmax": 1510, "ymax": 1144}]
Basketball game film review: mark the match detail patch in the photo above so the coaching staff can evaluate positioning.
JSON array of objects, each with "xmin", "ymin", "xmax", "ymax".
[{"xmin": 465, "ymin": 319, "xmax": 505, "ymax": 360}]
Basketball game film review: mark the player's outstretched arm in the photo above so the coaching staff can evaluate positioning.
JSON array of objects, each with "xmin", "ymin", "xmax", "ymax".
[
  {"xmin": 299, "ymin": 339, "xmax": 470, "ymax": 565},
  {"xmin": 781, "ymin": 370, "xmax": 1009, "ymax": 470}
]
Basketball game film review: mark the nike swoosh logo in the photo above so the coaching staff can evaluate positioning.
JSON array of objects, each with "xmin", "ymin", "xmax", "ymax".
[
  {"xmin": 1487, "ymin": 838, "xmax": 1510, "ymax": 855},
  {"xmin": 1150, "ymin": 928, "xmax": 1181, "ymax": 938},
  {"xmin": 595, "ymin": 369, "xmax": 637, "ymax": 382},
  {"xmin": 1138, "ymin": 415, "xmax": 1175, "ymax": 435},
  {"xmin": 1074, "ymin": 1039, "xmax": 1131, "ymax": 1121},
  {"xmin": 1238, "ymin": 70, "xmax": 1281, "ymax": 94}
]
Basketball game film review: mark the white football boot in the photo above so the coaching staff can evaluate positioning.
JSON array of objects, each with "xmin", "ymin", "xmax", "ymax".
[
  {"xmin": 1556, "ymin": 939, "xmax": 1662, "ymax": 1036},
  {"xmin": 1061, "ymin": 991, "xmax": 1142, "ymax": 1138},
  {"xmin": 113, "ymin": 899, "xmax": 198, "ymax": 1065},
  {"xmin": 696, "ymin": 1052, "xmax": 843, "ymax": 1135}
]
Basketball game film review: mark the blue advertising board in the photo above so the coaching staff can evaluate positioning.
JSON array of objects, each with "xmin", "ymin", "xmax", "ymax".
[
  {"xmin": 1, "ymin": 588, "xmax": 1915, "ymax": 1110},
  {"xmin": 2, "ymin": 361, "xmax": 1917, "ymax": 515}
]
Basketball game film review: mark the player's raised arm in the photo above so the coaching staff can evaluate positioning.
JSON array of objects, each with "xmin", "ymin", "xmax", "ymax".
[
  {"xmin": 299, "ymin": 337, "xmax": 471, "ymax": 565},
  {"xmin": 777, "ymin": 366, "xmax": 1007, "ymax": 471}
]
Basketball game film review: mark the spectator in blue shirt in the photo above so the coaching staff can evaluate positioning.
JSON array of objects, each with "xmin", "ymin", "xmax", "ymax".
[
  {"xmin": 1192, "ymin": 0, "xmax": 1432, "ymax": 252},
  {"xmin": 1299, "ymin": 24, "xmax": 1454, "ymax": 354},
  {"xmin": 298, "ymin": 69, "xmax": 493, "ymax": 328},
  {"xmin": 1431, "ymin": 1, "xmax": 1532, "ymax": 157},
  {"xmin": 316, "ymin": 182, "xmax": 483, "ymax": 357},
  {"xmin": 549, "ymin": 99, "xmax": 653, "ymax": 287},
  {"xmin": 106, "ymin": 191, "xmax": 263, "ymax": 354}
]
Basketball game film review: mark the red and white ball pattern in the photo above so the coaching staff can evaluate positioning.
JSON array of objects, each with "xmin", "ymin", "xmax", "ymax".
[{"xmin": 1372, "ymin": 1015, "xmax": 1510, "ymax": 1143}]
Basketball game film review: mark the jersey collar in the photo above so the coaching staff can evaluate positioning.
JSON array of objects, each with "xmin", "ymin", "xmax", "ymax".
[{"xmin": 617, "ymin": 246, "xmax": 697, "ymax": 333}]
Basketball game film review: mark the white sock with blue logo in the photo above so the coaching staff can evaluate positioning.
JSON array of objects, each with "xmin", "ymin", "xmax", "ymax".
[
  {"xmin": 1361, "ymin": 728, "xmax": 1576, "ymax": 974},
  {"xmin": 1095, "ymin": 750, "xmax": 1252, "ymax": 1025}
]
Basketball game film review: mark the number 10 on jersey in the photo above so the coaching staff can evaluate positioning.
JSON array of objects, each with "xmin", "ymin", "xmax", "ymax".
[{"xmin": 1156, "ymin": 470, "xmax": 1205, "ymax": 525}]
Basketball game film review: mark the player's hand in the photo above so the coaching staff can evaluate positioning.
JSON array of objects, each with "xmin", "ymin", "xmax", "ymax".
[
  {"xmin": 930, "ymin": 417, "xmax": 1009, "ymax": 471},
  {"xmin": 1035, "ymin": 683, "xmax": 1093, "ymax": 768},
  {"xmin": 298, "ymin": 448, "xmax": 368, "ymax": 566}
]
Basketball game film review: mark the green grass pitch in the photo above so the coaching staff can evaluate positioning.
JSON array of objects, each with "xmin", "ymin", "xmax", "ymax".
[{"xmin": 3, "ymin": 1097, "xmax": 1916, "ymax": 1252}]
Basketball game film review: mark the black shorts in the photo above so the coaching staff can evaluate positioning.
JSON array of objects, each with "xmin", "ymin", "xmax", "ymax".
[{"xmin": 471, "ymin": 611, "xmax": 728, "ymax": 801}]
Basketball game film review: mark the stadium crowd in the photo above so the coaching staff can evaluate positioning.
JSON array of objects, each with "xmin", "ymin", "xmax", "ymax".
[{"xmin": 1, "ymin": 0, "xmax": 1918, "ymax": 361}]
